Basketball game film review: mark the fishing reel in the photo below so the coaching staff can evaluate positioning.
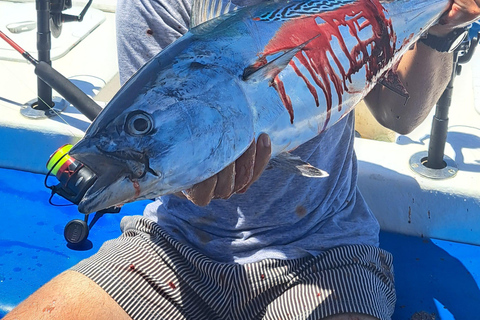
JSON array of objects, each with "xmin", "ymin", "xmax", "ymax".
[
  {"xmin": 50, "ymin": 0, "xmax": 93, "ymax": 38},
  {"xmin": 45, "ymin": 145, "xmax": 120, "ymax": 247}
]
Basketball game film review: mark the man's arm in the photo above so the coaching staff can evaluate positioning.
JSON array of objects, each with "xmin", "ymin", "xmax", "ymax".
[
  {"xmin": 364, "ymin": 0, "xmax": 480, "ymax": 135},
  {"xmin": 364, "ymin": 42, "xmax": 453, "ymax": 135}
]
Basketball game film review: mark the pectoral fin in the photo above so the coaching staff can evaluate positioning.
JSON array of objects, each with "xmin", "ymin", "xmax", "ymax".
[
  {"xmin": 269, "ymin": 152, "xmax": 329, "ymax": 178},
  {"xmin": 243, "ymin": 35, "xmax": 320, "ymax": 83}
]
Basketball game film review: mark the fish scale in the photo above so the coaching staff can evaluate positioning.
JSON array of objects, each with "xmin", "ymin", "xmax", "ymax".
[{"xmin": 69, "ymin": 0, "xmax": 450, "ymax": 214}]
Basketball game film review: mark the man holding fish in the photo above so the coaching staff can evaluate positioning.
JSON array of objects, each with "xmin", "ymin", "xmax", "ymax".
[{"xmin": 5, "ymin": 0, "xmax": 480, "ymax": 319}]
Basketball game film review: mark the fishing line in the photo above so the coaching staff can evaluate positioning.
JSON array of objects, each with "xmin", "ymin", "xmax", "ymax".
[
  {"xmin": 37, "ymin": 95, "xmax": 78, "ymax": 131},
  {"xmin": 44, "ymin": 152, "xmax": 75, "ymax": 207}
]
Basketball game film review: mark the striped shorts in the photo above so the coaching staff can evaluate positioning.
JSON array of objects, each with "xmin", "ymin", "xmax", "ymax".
[{"xmin": 71, "ymin": 216, "xmax": 396, "ymax": 320}]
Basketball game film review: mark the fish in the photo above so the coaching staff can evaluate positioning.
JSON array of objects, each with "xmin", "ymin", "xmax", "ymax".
[{"xmin": 69, "ymin": 0, "xmax": 451, "ymax": 214}]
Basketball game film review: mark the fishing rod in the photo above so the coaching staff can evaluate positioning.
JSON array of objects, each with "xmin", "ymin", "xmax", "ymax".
[
  {"xmin": 0, "ymin": 30, "xmax": 102, "ymax": 121},
  {"xmin": 1, "ymin": 30, "xmax": 109, "ymax": 247}
]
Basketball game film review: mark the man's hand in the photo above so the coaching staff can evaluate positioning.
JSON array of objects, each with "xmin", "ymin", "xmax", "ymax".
[
  {"xmin": 429, "ymin": 0, "xmax": 480, "ymax": 36},
  {"xmin": 179, "ymin": 133, "xmax": 271, "ymax": 206}
]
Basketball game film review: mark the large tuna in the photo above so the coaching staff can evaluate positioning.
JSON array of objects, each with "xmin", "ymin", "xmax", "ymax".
[{"xmin": 70, "ymin": 0, "xmax": 450, "ymax": 213}]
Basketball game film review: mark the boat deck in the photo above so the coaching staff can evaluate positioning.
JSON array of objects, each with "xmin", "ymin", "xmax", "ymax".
[{"xmin": 1, "ymin": 167, "xmax": 479, "ymax": 319}]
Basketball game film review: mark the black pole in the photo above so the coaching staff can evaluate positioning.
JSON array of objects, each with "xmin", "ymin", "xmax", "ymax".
[
  {"xmin": 424, "ymin": 52, "xmax": 459, "ymax": 170},
  {"xmin": 36, "ymin": 0, "xmax": 54, "ymax": 110},
  {"xmin": 35, "ymin": 61, "xmax": 102, "ymax": 121},
  {"xmin": 1, "ymin": 30, "xmax": 102, "ymax": 121}
]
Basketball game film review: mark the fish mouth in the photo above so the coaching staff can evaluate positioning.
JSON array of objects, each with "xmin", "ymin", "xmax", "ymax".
[
  {"xmin": 77, "ymin": 174, "xmax": 131, "ymax": 214},
  {"xmin": 69, "ymin": 141, "xmax": 158, "ymax": 213},
  {"xmin": 101, "ymin": 149, "xmax": 158, "ymax": 180}
]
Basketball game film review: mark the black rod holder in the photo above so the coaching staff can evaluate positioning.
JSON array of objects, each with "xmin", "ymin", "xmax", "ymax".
[
  {"xmin": 36, "ymin": 0, "xmax": 54, "ymax": 110},
  {"xmin": 423, "ymin": 31, "xmax": 479, "ymax": 170},
  {"xmin": 424, "ymin": 51, "xmax": 460, "ymax": 169},
  {"xmin": 410, "ymin": 31, "xmax": 479, "ymax": 179}
]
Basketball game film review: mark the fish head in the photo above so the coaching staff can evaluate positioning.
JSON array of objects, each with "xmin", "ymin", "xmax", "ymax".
[{"xmin": 70, "ymin": 44, "xmax": 254, "ymax": 214}]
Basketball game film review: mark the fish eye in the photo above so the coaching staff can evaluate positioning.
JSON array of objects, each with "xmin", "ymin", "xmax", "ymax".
[{"xmin": 125, "ymin": 111, "xmax": 154, "ymax": 136}]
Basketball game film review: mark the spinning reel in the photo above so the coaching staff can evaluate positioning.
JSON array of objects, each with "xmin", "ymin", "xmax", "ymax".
[
  {"xmin": 45, "ymin": 144, "xmax": 121, "ymax": 247},
  {"xmin": 50, "ymin": 0, "xmax": 93, "ymax": 38}
]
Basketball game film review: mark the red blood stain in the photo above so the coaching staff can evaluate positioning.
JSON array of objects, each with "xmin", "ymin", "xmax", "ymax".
[
  {"xmin": 168, "ymin": 281, "xmax": 176, "ymax": 289},
  {"xmin": 129, "ymin": 264, "xmax": 135, "ymax": 270},
  {"xmin": 260, "ymin": 274, "xmax": 265, "ymax": 279},
  {"xmin": 133, "ymin": 180, "xmax": 141, "ymax": 198},
  {"xmin": 146, "ymin": 29, "xmax": 153, "ymax": 35},
  {"xmin": 254, "ymin": 0, "xmax": 395, "ymax": 128}
]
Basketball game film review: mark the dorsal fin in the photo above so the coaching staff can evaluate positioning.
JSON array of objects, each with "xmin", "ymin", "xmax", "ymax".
[
  {"xmin": 242, "ymin": 35, "xmax": 320, "ymax": 82},
  {"xmin": 191, "ymin": 0, "xmax": 265, "ymax": 28},
  {"xmin": 191, "ymin": 0, "xmax": 237, "ymax": 28}
]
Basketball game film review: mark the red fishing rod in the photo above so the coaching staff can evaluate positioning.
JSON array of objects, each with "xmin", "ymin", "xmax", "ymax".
[{"xmin": 0, "ymin": 30, "xmax": 102, "ymax": 121}]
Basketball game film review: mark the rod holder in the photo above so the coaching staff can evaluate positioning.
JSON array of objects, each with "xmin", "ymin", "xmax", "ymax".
[
  {"xmin": 410, "ymin": 32, "xmax": 479, "ymax": 179},
  {"xmin": 35, "ymin": 0, "xmax": 54, "ymax": 111}
]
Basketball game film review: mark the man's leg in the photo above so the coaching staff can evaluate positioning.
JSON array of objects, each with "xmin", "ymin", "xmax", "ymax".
[
  {"xmin": 261, "ymin": 245, "xmax": 395, "ymax": 320},
  {"xmin": 4, "ymin": 271, "xmax": 131, "ymax": 320}
]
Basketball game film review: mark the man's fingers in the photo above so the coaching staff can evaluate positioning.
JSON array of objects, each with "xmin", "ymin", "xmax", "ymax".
[
  {"xmin": 183, "ymin": 175, "xmax": 218, "ymax": 206},
  {"xmin": 252, "ymin": 133, "xmax": 272, "ymax": 182},
  {"xmin": 233, "ymin": 139, "xmax": 256, "ymax": 192},
  {"xmin": 214, "ymin": 162, "xmax": 236, "ymax": 199},
  {"xmin": 182, "ymin": 133, "xmax": 271, "ymax": 205},
  {"xmin": 238, "ymin": 133, "xmax": 271, "ymax": 193}
]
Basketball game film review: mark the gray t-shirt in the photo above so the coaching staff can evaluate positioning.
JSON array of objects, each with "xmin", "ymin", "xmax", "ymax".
[{"xmin": 116, "ymin": 0, "xmax": 380, "ymax": 264}]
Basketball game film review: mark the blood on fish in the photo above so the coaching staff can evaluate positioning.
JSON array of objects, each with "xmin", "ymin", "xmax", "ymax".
[
  {"xmin": 271, "ymin": 77, "xmax": 293, "ymax": 120},
  {"xmin": 133, "ymin": 180, "xmax": 141, "ymax": 198},
  {"xmin": 254, "ymin": 0, "xmax": 395, "ymax": 128}
]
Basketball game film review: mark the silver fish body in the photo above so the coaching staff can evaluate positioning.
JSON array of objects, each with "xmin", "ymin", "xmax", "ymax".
[{"xmin": 70, "ymin": 0, "xmax": 450, "ymax": 213}]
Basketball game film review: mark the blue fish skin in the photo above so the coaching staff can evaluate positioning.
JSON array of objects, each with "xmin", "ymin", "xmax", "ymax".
[{"xmin": 70, "ymin": 0, "xmax": 449, "ymax": 214}]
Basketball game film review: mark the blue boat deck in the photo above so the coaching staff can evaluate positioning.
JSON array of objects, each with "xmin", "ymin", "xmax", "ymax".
[{"xmin": 1, "ymin": 167, "xmax": 479, "ymax": 319}]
